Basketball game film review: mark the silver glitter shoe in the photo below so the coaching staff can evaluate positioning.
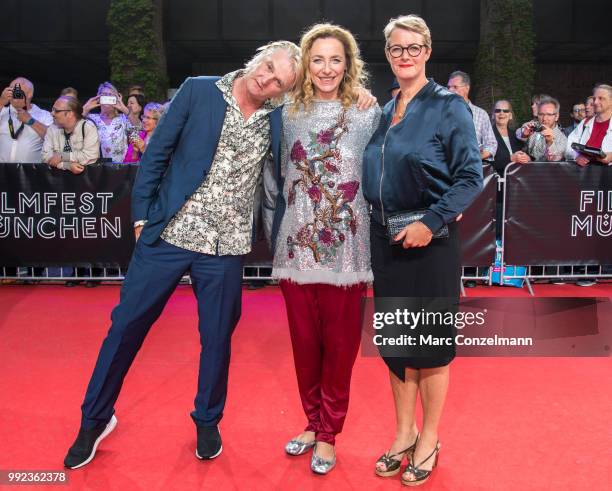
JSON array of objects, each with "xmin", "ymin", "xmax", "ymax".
[
  {"xmin": 285, "ymin": 438, "xmax": 316, "ymax": 456},
  {"xmin": 310, "ymin": 445, "xmax": 336, "ymax": 475}
]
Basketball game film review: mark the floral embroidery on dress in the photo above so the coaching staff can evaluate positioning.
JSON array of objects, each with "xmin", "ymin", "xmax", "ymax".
[{"xmin": 285, "ymin": 109, "xmax": 359, "ymax": 264}]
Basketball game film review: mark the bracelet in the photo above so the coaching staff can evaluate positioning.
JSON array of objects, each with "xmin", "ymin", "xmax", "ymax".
[{"xmin": 25, "ymin": 117, "xmax": 36, "ymax": 126}]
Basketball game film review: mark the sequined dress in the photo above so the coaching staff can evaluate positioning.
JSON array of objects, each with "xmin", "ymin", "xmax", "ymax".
[{"xmin": 273, "ymin": 100, "xmax": 381, "ymax": 286}]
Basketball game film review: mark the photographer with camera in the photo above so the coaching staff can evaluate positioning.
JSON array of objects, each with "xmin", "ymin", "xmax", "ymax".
[
  {"xmin": 520, "ymin": 97, "xmax": 567, "ymax": 162},
  {"xmin": 0, "ymin": 77, "xmax": 53, "ymax": 163}
]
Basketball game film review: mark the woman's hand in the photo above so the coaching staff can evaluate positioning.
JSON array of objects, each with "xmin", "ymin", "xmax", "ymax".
[
  {"xmin": 511, "ymin": 151, "xmax": 530, "ymax": 164},
  {"xmin": 132, "ymin": 136, "xmax": 145, "ymax": 153},
  {"xmin": 115, "ymin": 93, "xmax": 130, "ymax": 115},
  {"xmin": 356, "ymin": 87, "xmax": 377, "ymax": 110},
  {"xmin": 83, "ymin": 96, "xmax": 100, "ymax": 116},
  {"xmin": 394, "ymin": 221, "xmax": 433, "ymax": 249}
]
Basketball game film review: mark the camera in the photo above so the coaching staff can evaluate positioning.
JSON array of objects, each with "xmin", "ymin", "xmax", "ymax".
[
  {"xmin": 12, "ymin": 83, "xmax": 25, "ymax": 100},
  {"xmin": 531, "ymin": 121, "xmax": 544, "ymax": 132},
  {"xmin": 99, "ymin": 95, "xmax": 117, "ymax": 105},
  {"xmin": 128, "ymin": 128, "xmax": 140, "ymax": 143}
]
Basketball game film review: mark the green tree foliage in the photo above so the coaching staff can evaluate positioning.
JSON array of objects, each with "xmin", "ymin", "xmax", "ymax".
[
  {"xmin": 107, "ymin": 0, "xmax": 168, "ymax": 101},
  {"xmin": 474, "ymin": 0, "xmax": 535, "ymax": 123}
]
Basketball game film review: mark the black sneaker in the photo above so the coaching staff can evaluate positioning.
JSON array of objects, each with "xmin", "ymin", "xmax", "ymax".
[
  {"xmin": 195, "ymin": 425, "xmax": 222, "ymax": 460},
  {"xmin": 64, "ymin": 415, "xmax": 118, "ymax": 469}
]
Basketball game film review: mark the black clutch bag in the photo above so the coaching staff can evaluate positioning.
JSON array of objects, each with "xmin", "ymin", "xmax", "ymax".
[{"xmin": 387, "ymin": 210, "xmax": 449, "ymax": 245}]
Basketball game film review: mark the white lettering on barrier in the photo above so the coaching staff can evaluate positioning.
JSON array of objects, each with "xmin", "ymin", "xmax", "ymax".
[
  {"xmin": 0, "ymin": 192, "xmax": 16, "ymax": 213},
  {"xmin": 573, "ymin": 190, "xmax": 612, "ymax": 238},
  {"xmin": 100, "ymin": 217, "xmax": 121, "ymax": 239},
  {"xmin": 0, "ymin": 192, "xmax": 124, "ymax": 240},
  {"xmin": 0, "ymin": 216, "xmax": 123, "ymax": 239},
  {"xmin": 37, "ymin": 217, "xmax": 55, "ymax": 239},
  {"xmin": 18, "ymin": 194, "xmax": 40, "ymax": 214}
]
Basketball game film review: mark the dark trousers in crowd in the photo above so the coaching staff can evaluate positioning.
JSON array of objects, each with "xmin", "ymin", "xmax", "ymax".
[
  {"xmin": 80, "ymin": 238, "xmax": 243, "ymax": 430},
  {"xmin": 280, "ymin": 280, "xmax": 366, "ymax": 445}
]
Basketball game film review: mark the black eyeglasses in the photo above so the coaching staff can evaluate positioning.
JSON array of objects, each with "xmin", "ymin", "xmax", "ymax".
[
  {"xmin": 494, "ymin": 109, "xmax": 511, "ymax": 113},
  {"xmin": 51, "ymin": 108, "xmax": 71, "ymax": 114},
  {"xmin": 386, "ymin": 44, "xmax": 427, "ymax": 58}
]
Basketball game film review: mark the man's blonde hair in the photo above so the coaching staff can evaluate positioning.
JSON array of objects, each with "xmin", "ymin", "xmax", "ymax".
[
  {"xmin": 383, "ymin": 14, "xmax": 432, "ymax": 48},
  {"xmin": 244, "ymin": 40, "xmax": 301, "ymax": 83},
  {"xmin": 291, "ymin": 23, "xmax": 368, "ymax": 113}
]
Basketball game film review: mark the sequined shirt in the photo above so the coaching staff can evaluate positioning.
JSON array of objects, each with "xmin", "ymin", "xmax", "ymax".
[
  {"xmin": 161, "ymin": 70, "xmax": 278, "ymax": 256},
  {"xmin": 273, "ymin": 101, "xmax": 381, "ymax": 285}
]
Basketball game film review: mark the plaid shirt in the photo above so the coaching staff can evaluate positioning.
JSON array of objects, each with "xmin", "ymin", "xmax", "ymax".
[{"xmin": 468, "ymin": 101, "xmax": 497, "ymax": 158}]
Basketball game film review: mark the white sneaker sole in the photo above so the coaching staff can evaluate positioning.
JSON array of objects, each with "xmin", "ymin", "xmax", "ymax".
[
  {"xmin": 195, "ymin": 445, "xmax": 223, "ymax": 460},
  {"xmin": 69, "ymin": 415, "xmax": 118, "ymax": 469}
]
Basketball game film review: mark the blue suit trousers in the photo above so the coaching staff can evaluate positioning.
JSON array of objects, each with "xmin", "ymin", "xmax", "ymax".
[{"xmin": 80, "ymin": 238, "xmax": 243, "ymax": 429}]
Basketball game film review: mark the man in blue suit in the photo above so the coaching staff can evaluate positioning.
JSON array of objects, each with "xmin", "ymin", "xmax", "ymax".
[{"xmin": 64, "ymin": 41, "xmax": 300, "ymax": 469}]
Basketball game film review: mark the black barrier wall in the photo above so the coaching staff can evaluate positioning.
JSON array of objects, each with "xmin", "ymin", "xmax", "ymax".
[
  {"xmin": 503, "ymin": 162, "xmax": 612, "ymax": 265},
  {"xmin": 2, "ymin": 162, "xmax": 610, "ymax": 271},
  {"xmin": 0, "ymin": 163, "xmax": 137, "ymax": 267},
  {"xmin": 458, "ymin": 164, "xmax": 497, "ymax": 266}
]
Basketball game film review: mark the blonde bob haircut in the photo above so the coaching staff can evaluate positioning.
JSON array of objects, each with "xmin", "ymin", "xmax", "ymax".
[
  {"xmin": 383, "ymin": 14, "xmax": 432, "ymax": 49},
  {"xmin": 291, "ymin": 23, "xmax": 368, "ymax": 113}
]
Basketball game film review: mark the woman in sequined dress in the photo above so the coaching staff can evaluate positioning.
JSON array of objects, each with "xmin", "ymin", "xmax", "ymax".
[{"xmin": 269, "ymin": 23, "xmax": 381, "ymax": 474}]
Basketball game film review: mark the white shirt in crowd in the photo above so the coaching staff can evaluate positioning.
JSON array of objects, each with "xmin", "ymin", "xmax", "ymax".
[
  {"xmin": 0, "ymin": 104, "xmax": 53, "ymax": 163},
  {"xmin": 501, "ymin": 135, "xmax": 512, "ymax": 155},
  {"xmin": 565, "ymin": 116, "xmax": 612, "ymax": 163}
]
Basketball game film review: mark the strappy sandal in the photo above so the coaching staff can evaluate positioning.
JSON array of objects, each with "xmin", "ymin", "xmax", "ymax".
[
  {"xmin": 400, "ymin": 441, "xmax": 441, "ymax": 486},
  {"xmin": 375, "ymin": 434, "xmax": 419, "ymax": 477}
]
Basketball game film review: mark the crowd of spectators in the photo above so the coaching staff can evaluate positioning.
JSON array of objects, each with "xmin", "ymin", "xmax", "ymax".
[
  {"xmin": 1, "ymin": 74, "xmax": 610, "ymax": 172},
  {"xmin": 1, "ymin": 72, "xmax": 610, "ymax": 287},
  {"xmin": 384, "ymin": 72, "xmax": 612, "ymax": 173},
  {"xmin": 0, "ymin": 77, "xmax": 167, "ymax": 169}
]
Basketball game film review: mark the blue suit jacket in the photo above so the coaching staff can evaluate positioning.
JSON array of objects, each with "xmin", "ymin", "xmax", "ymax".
[{"xmin": 132, "ymin": 76, "xmax": 283, "ymax": 246}]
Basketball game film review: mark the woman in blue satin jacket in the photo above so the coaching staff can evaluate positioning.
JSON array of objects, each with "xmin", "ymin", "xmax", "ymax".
[{"xmin": 362, "ymin": 15, "xmax": 482, "ymax": 487}]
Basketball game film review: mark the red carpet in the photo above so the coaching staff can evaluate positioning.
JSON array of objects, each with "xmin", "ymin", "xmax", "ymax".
[{"xmin": 1, "ymin": 283, "xmax": 611, "ymax": 490}]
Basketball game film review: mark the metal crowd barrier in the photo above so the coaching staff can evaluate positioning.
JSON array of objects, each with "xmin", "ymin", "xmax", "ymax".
[{"xmin": 497, "ymin": 162, "xmax": 612, "ymax": 294}]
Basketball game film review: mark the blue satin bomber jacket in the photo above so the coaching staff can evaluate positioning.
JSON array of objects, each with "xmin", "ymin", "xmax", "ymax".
[{"xmin": 362, "ymin": 79, "xmax": 483, "ymax": 234}]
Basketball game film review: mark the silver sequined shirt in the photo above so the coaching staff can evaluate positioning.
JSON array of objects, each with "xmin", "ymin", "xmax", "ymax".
[
  {"xmin": 161, "ymin": 70, "xmax": 278, "ymax": 255},
  {"xmin": 273, "ymin": 101, "xmax": 381, "ymax": 285}
]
